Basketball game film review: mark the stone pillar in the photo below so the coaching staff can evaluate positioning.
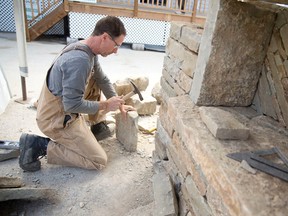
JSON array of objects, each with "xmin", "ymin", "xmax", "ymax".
[{"xmin": 190, "ymin": 0, "xmax": 275, "ymax": 106}]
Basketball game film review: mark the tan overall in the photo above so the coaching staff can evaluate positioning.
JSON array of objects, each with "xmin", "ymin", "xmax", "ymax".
[{"xmin": 36, "ymin": 48, "xmax": 107, "ymax": 170}]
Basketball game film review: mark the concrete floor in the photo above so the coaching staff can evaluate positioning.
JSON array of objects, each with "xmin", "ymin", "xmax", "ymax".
[{"xmin": 0, "ymin": 33, "xmax": 165, "ymax": 105}]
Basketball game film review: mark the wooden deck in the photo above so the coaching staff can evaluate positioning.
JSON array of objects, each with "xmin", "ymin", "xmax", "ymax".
[{"xmin": 24, "ymin": 0, "xmax": 209, "ymax": 41}]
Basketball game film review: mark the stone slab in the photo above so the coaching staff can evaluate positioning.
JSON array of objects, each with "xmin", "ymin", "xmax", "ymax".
[
  {"xmin": 0, "ymin": 177, "xmax": 22, "ymax": 188},
  {"xmin": 0, "ymin": 188, "xmax": 55, "ymax": 201},
  {"xmin": 115, "ymin": 111, "xmax": 138, "ymax": 152},
  {"xmin": 153, "ymin": 169, "xmax": 178, "ymax": 216},
  {"xmin": 165, "ymin": 96, "xmax": 288, "ymax": 216},
  {"xmin": 0, "ymin": 149, "xmax": 19, "ymax": 162},
  {"xmin": 199, "ymin": 106, "xmax": 250, "ymax": 140},
  {"xmin": 190, "ymin": 0, "xmax": 275, "ymax": 106}
]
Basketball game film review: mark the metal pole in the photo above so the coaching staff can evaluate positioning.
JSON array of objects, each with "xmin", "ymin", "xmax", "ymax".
[{"xmin": 13, "ymin": 0, "xmax": 29, "ymax": 101}]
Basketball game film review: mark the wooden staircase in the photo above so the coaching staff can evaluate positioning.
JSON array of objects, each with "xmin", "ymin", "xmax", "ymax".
[{"xmin": 25, "ymin": 1, "xmax": 68, "ymax": 41}]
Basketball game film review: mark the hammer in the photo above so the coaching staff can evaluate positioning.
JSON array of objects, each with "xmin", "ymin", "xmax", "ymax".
[{"xmin": 122, "ymin": 80, "xmax": 144, "ymax": 101}]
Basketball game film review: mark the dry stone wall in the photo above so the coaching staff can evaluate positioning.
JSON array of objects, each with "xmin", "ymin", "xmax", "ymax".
[
  {"xmin": 253, "ymin": 9, "xmax": 288, "ymax": 127},
  {"xmin": 154, "ymin": 0, "xmax": 288, "ymax": 216}
]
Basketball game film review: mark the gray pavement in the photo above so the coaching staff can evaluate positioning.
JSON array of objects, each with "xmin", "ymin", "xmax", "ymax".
[
  {"xmin": 0, "ymin": 33, "xmax": 164, "ymax": 215},
  {"xmin": 0, "ymin": 32, "xmax": 165, "ymax": 102}
]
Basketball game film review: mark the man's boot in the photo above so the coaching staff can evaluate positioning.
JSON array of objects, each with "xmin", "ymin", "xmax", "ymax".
[
  {"xmin": 19, "ymin": 133, "xmax": 50, "ymax": 172},
  {"xmin": 91, "ymin": 121, "xmax": 115, "ymax": 141}
]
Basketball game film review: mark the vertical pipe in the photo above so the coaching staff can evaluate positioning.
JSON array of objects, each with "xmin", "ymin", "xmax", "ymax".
[{"xmin": 13, "ymin": 0, "xmax": 29, "ymax": 101}]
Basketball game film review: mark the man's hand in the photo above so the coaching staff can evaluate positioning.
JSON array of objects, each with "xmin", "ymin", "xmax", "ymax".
[
  {"xmin": 100, "ymin": 96, "xmax": 125, "ymax": 112},
  {"xmin": 119, "ymin": 104, "xmax": 136, "ymax": 120}
]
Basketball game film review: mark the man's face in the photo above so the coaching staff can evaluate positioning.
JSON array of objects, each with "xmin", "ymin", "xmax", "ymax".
[{"xmin": 99, "ymin": 33, "xmax": 125, "ymax": 57}]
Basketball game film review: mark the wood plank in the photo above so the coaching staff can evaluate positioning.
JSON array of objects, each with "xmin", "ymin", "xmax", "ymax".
[{"xmin": 67, "ymin": 2, "xmax": 206, "ymax": 24}]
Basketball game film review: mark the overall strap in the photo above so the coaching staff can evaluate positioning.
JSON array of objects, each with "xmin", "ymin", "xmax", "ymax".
[{"xmin": 49, "ymin": 42, "xmax": 94, "ymax": 70}]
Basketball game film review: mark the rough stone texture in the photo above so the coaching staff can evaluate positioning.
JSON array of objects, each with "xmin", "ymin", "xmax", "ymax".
[
  {"xmin": 151, "ymin": 81, "xmax": 162, "ymax": 104},
  {"xmin": 199, "ymin": 106, "xmax": 250, "ymax": 140},
  {"xmin": 0, "ymin": 188, "xmax": 55, "ymax": 201},
  {"xmin": 157, "ymin": 2, "xmax": 288, "ymax": 216},
  {"xmin": 153, "ymin": 169, "xmax": 178, "ymax": 216},
  {"xmin": 190, "ymin": 0, "xmax": 275, "ymax": 106},
  {"xmin": 182, "ymin": 175, "xmax": 212, "ymax": 216},
  {"xmin": 0, "ymin": 149, "xmax": 19, "ymax": 161},
  {"xmin": 113, "ymin": 76, "xmax": 149, "ymax": 96},
  {"xmin": 160, "ymin": 95, "xmax": 288, "ymax": 216},
  {"xmin": 115, "ymin": 111, "xmax": 139, "ymax": 152},
  {"xmin": 252, "ymin": 65, "xmax": 278, "ymax": 120},
  {"xmin": 126, "ymin": 93, "xmax": 157, "ymax": 115},
  {"xmin": 0, "ymin": 177, "xmax": 22, "ymax": 188},
  {"xmin": 180, "ymin": 24, "xmax": 203, "ymax": 53},
  {"xmin": 166, "ymin": 38, "xmax": 198, "ymax": 78},
  {"xmin": 252, "ymin": 9, "xmax": 288, "ymax": 127}
]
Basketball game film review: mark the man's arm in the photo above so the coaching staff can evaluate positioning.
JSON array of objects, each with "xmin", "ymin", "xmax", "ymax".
[{"xmin": 93, "ymin": 56, "xmax": 117, "ymax": 99}]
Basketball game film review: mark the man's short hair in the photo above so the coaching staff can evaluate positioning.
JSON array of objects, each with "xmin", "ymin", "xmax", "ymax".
[{"xmin": 92, "ymin": 16, "xmax": 126, "ymax": 38}]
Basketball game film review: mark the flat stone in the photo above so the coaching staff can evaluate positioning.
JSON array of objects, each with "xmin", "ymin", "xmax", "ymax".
[
  {"xmin": 199, "ymin": 106, "xmax": 250, "ymax": 140},
  {"xmin": 190, "ymin": 0, "xmax": 275, "ymax": 106},
  {"xmin": 0, "ymin": 177, "xmax": 22, "ymax": 188},
  {"xmin": 0, "ymin": 188, "xmax": 55, "ymax": 201},
  {"xmin": 0, "ymin": 149, "xmax": 19, "ymax": 162},
  {"xmin": 127, "ymin": 94, "xmax": 157, "ymax": 115},
  {"xmin": 115, "ymin": 111, "xmax": 138, "ymax": 152},
  {"xmin": 153, "ymin": 169, "xmax": 178, "ymax": 216},
  {"xmin": 113, "ymin": 76, "xmax": 149, "ymax": 96}
]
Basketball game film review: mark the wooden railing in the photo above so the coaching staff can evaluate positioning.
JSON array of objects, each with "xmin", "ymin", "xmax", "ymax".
[
  {"xmin": 24, "ymin": 0, "xmax": 64, "ymax": 27},
  {"xmin": 23, "ymin": 0, "xmax": 208, "ymax": 40}
]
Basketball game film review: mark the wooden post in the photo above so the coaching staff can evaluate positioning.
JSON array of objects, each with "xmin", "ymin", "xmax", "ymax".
[
  {"xmin": 134, "ymin": 0, "xmax": 138, "ymax": 17},
  {"xmin": 191, "ymin": 0, "xmax": 198, "ymax": 22}
]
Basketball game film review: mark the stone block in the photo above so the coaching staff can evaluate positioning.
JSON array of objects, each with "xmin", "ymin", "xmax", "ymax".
[
  {"xmin": 254, "ymin": 66, "xmax": 278, "ymax": 120},
  {"xmin": 160, "ymin": 76, "xmax": 177, "ymax": 98},
  {"xmin": 151, "ymin": 81, "xmax": 162, "ymax": 105},
  {"xmin": 113, "ymin": 76, "xmax": 149, "ymax": 96},
  {"xmin": 173, "ymin": 83, "xmax": 186, "ymax": 96},
  {"xmin": 190, "ymin": 0, "xmax": 275, "ymax": 106},
  {"xmin": 199, "ymin": 106, "xmax": 250, "ymax": 140},
  {"xmin": 0, "ymin": 177, "xmax": 22, "ymax": 188},
  {"xmin": 116, "ymin": 111, "xmax": 138, "ymax": 152},
  {"xmin": 175, "ymin": 70, "xmax": 193, "ymax": 93},
  {"xmin": 181, "ymin": 175, "xmax": 212, "ymax": 216},
  {"xmin": 155, "ymin": 119, "xmax": 172, "ymax": 160},
  {"xmin": 0, "ymin": 188, "xmax": 55, "ymax": 202},
  {"xmin": 180, "ymin": 24, "xmax": 203, "ymax": 53},
  {"xmin": 280, "ymin": 24, "xmax": 288, "ymax": 56},
  {"xmin": 166, "ymin": 38, "xmax": 198, "ymax": 78},
  {"xmin": 0, "ymin": 149, "xmax": 19, "ymax": 161},
  {"xmin": 153, "ymin": 170, "xmax": 178, "ymax": 216},
  {"xmin": 162, "ymin": 68, "xmax": 176, "ymax": 87},
  {"xmin": 170, "ymin": 21, "xmax": 186, "ymax": 41},
  {"xmin": 267, "ymin": 52, "xmax": 288, "ymax": 127},
  {"xmin": 127, "ymin": 93, "xmax": 157, "ymax": 115}
]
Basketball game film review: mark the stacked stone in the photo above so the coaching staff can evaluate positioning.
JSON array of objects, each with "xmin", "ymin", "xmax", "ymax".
[
  {"xmin": 153, "ymin": 2, "xmax": 288, "ymax": 216},
  {"xmin": 154, "ymin": 22, "xmax": 207, "ymax": 216},
  {"xmin": 253, "ymin": 10, "xmax": 288, "ymax": 128},
  {"xmin": 160, "ymin": 22, "xmax": 203, "ymax": 105}
]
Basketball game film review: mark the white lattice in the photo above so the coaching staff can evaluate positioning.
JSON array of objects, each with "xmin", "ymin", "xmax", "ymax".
[
  {"xmin": 69, "ymin": 12, "xmax": 170, "ymax": 46},
  {"xmin": 0, "ymin": 1, "xmax": 15, "ymax": 32},
  {"xmin": 0, "ymin": 1, "xmax": 64, "ymax": 35}
]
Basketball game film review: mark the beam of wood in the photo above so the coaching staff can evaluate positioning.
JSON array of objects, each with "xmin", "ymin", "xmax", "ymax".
[
  {"xmin": 68, "ymin": 2, "xmax": 206, "ymax": 24},
  {"xmin": 28, "ymin": 3, "xmax": 68, "ymax": 41}
]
